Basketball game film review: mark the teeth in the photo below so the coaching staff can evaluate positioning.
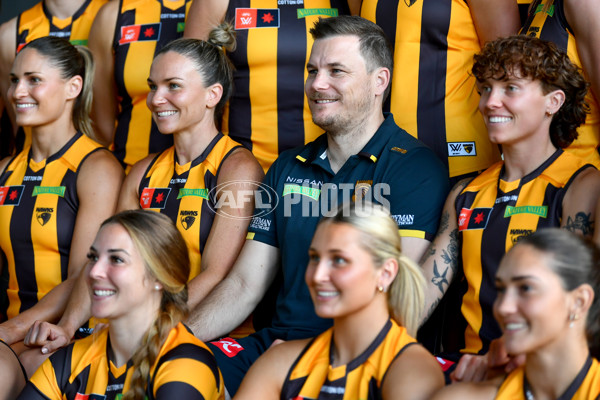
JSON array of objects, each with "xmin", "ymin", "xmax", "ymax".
[
  {"xmin": 317, "ymin": 291, "xmax": 338, "ymax": 297},
  {"xmin": 505, "ymin": 322, "xmax": 525, "ymax": 331},
  {"xmin": 157, "ymin": 111, "xmax": 177, "ymax": 117},
  {"xmin": 94, "ymin": 290, "xmax": 115, "ymax": 297},
  {"xmin": 489, "ymin": 116, "xmax": 512, "ymax": 123},
  {"xmin": 315, "ymin": 100, "xmax": 336, "ymax": 104},
  {"xmin": 16, "ymin": 103, "xmax": 35, "ymax": 109}
]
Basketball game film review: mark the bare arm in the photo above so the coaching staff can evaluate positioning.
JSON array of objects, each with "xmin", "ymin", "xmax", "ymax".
[
  {"xmin": 187, "ymin": 148, "xmax": 264, "ymax": 309},
  {"xmin": 561, "ymin": 167, "xmax": 600, "ymax": 238},
  {"xmin": 467, "ymin": 0, "xmax": 520, "ymax": 45},
  {"xmin": 419, "ymin": 180, "xmax": 469, "ymax": 326},
  {"xmin": 116, "ymin": 154, "xmax": 154, "ymax": 211},
  {"xmin": 187, "ymin": 239, "xmax": 280, "ymax": 341},
  {"xmin": 347, "ymin": 0, "xmax": 362, "ymax": 15},
  {"xmin": 564, "ymin": 0, "xmax": 600, "ymax": 106},
  {"xmin": 5, "ymin": 150, "xmax": 123, "ymax": 346},
  {"xmin": 183, "ymin": 0, "xmax": 228, "ymax": 39},
  {"xmin": 234, "ymin": 338, "xmax": 308, "ymax": 400},
  {"xmin": 381, "ymin": 344, "xmax": 444, "ymax": 400},
  {"xmin": 595, "ymin": 198, "xmax": 600, "ymax": 246},
  {"xmin": 400, "ymin": 237, "xmax": 431, "ymax": 264},
  {"xmin": 88, "ymin": 1, "xmax": 119, "ymax": 146}
]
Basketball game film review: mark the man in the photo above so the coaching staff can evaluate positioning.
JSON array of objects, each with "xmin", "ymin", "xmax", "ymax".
[{"xmin": 187, "ymin": 15, "xmax": 449, "ymax": 395}]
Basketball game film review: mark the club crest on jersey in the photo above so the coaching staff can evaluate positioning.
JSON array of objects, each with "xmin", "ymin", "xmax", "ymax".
[
  {"xmin": 140, "ymin": 188, "xmax": 171, "ymax": 209},
  {"xmin": 235, "ymin": 8, "xmax": 280, "ymax": 29},
  {"xmin": 180, "ymin": 210, "xmax": 198, "ymax": 230},
  {"xmin": 458, "ymin": 207, "xmax": 492, "ymax": 231},
  {"xmin": 119, "ymin": 23, "xmax": 162, "ymax": 45},
  {"xmin": 353, "ymin": 180, "xmax": 372, "ymax": 201},
  {"xmin": 404, "ymin": 0, "xmax": 418, "ymax": 6},
  {"xmin": 448, "ymin": 142, "xmax": 477, "ymax": 157},
  {"xmin": 0, "ymin": 185, "xmax": 24, "ymax": 206},
  {"xmin": 35, "ymin": 207, "xmax": 54, "ymax": 226},
  {"xmin": 210, "ymin": 337, "xmax": 244, "ymax": 357}
]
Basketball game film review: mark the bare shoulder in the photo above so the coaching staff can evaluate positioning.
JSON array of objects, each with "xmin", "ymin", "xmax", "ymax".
[
  {"xmin": 0, "ymin": 156, "xmax": 12, "ymax": 174},
  {"xmin": 79, "ymin": 148, "xmax": 124, "ymax": 181},
  {"xmin": 382, "ymin": 344, "xmax": 444, "ymax": 400},
  {"xmin": 218, "ymin": 146, "xmax": 264, "ymax": 183},
  {"xmin": 0, "ymin": 17, "xmax": 17, "ymax": 62}
]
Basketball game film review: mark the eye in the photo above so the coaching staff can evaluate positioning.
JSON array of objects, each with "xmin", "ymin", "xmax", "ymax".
[
  {"xmin": 9, "ymin": 76, "xmax": 18, "ymax": 84},
  {"xmin": 506, "ymin": 84, "xmax": 518, "ymax": 92},
  {"xmin": 331, "ymin": 68, "xmax": 343, "ymax": 75},
  {"xmin": 30, "ymin": 76, "xmax": 41, "ymax": 83},
  {"xmin": 307, "ymin": 68, "xmax": 317, "ymax": 76},
  {"xmin": 332, "ymin": 256, "xmax": 347, "ymax": 267},
  {"xmin": 148, "ymin": 83, "xmax": 157, "ymax": 91},
  {"xmin": 518, "ymin": 284, "xmax": 532, "ymax": 294},
  {"xmin": 110, "ymin": 255, "xmax": 124, "ymax": 264},
  {"xmin": 86, "ymin": 252, "xmax": 98, "ymax": 262},
  {"xmin": 494, "ymin": 284, "xmax": 506, "ymax": 294},
  {"xmin": 169, "ymin": 82, "xmax": 180, "ymax": 90},
  {"xmin": 308, "ymin": 252, "xmax": 320, "ymax": 264}
]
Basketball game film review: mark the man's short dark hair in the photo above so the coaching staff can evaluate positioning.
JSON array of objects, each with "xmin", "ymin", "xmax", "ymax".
[{"xmin": 310, "ymin": 15, "xmax": 393, "ymax": 101}]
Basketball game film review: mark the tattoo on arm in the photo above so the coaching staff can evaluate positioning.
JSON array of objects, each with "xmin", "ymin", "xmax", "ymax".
[
  {"xmin": 430, "ymin": 228, "xmax": 460, "ymax": 294},
  {"xmin": 564, "ymin": 212, "xmax": 594, "ymax": 236},
  {"xmin": 432, "ymin": 261, "xmax": 449, "ymax": 294}
]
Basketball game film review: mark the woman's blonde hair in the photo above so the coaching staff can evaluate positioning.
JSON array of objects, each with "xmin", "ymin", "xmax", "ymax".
[
  {"xmin": 100, "ymin": 210, "xmax": 190, "ymax": 400},
  {"xmin": 318, "ymin": 202, "xmax": 425, "ymax": 336}
]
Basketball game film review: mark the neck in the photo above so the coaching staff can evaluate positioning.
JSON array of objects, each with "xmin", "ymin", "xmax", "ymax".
[
  {"xmin": 30, "ymin": 123, "xmax": 77, "ymax": 162},
  {"xmin": 330, "ymin": 296, "xmax": 389, "ymax": 367},
  {"xmin": 43, "ymin": 0, "xmax": 85, "ymax": 19},
  {"xmin": 501, "ymin": 139, "xmax": 557, "ymax": 182},
  {"xmin": 173, "ymin": 124, "xmax": 219, "ymax": 165},
  {"xmin": 524, "ymin": 331, "xmax": 589, "ymax": 400},
  {"xmin": 326, "ymin": 112, "xmax": 384, "ymax": 174}
]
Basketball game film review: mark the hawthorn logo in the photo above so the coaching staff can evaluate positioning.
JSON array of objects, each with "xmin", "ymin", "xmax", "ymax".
[
  {"xmin": 448, "ymin": 142, "xmax": 477, "ymax": 157},
  {"xmin": 35, "ymin": 207, "xmax": 54, "ymax": 226},
  {"xmin": 180, "ymin": 210, "xmax": 198, "ymax": 230}
]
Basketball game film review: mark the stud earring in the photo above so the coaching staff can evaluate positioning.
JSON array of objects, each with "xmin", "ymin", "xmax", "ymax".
[
  {"xmin": 377, "ymin": 285, "xmax": 384, "ymax": 293},
  {"xmin": 569, "ymin": 313, "xmax": 577, "ymax": 328},
  {"xmin": 155, "ymin": 284, "xmax": 161, "ymax": 291}
]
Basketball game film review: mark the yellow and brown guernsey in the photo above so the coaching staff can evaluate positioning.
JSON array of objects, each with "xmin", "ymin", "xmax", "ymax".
[
  {"xmin": 452, "ymin": 150, "xmax": 594, "ymax": 356},
  {"xmin": 112, "ymin": 0, "xmax": 192, "ymax": 168},
  {"xmin": 222, "ymin": 0, "xmax": 350, "ymax": 171},
  {"xmin": 138, "ymin": 133, "xmax": 242, "ymax": 280},
  {"xmin": 0, "ymin": 133, "xmax": 102, "ymax": 319}
]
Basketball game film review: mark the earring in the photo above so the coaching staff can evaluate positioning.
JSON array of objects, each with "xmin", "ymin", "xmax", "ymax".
[
  {"xmin": 377, "ymin": 285, "xmax": 384, "ymax": 293},
  {"xmin": 155, "ymin": 284, "xmax": 161, "ymax": 291},
  {"xmin": 545, "ymin": 110, "xmax": 554, "ymax": 117},
  {"xmin": 569, "ymin": 313, "xmax": 577, "ymax": 328}
]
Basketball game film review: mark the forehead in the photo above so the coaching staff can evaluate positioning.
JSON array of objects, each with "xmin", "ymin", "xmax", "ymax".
[
  {"xmin": 309, "ymin": 35, "xmax": 364, "ymax": 66},
  {"xmin": 12, "ymin": 48, "xmax": 54, "ymax": 73},
  {"xmin": 95, "ymin": 223, "xmax": 134, "ymax": 249},
  {"xmin": 312, "ymin": 221, "xmax": 362, "ymax": 248},
  {"xmin": 149, "ymin": 50, "xmax": 201, "ymax": 78},
  {"xmin": 497, "ymin": 244, "xmax": 556, "ymax": 280}
]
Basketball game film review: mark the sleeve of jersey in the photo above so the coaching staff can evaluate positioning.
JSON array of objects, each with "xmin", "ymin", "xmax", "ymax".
[
  {"xmin": 152, "ymin": 343, "xmax": 224, "ymax": 400},
  {"xmin": 19, "ymin": 356, "xmax": 64, "ymax": 400},
  {"xmin": 245, "ymin": 156, "xmax": 282, "ymax": 248},
  {"xmin": 386, "ymin": 148, "xmax": 450, "ymax": 241}
]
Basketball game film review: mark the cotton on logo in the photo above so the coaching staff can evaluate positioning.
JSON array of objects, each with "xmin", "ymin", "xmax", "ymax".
[{"xmin": 211, "ymin": 337, "xmax": 244, "ymax": 357}]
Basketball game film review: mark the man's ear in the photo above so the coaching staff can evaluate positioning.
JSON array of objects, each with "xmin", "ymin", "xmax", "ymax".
[{"xmin": 373, "ymin": 67, "xmax": 390, "ymax": 97}]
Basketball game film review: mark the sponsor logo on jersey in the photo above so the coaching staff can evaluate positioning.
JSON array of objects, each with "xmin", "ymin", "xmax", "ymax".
[
  {"xmin": 391, "ymin": 214, "xmax": 415, "ymax": 226},
  {"xmin": 390, "ymin": 146, "xmax": 407, "ymax": 154},
  {"xmin": 504, "ymin": 205, "xmax": 548, "ymax": 218},
  {"xmin": 297, "ymin": 8, "xmax": 338, "ymax": 18},
  {"xmin": 180, "ymin": 210, "xmax": 198, "ymax": 230},
  {"xmin": 140, "ymin": 188, "xmax": 171, "ymax": 209},
  {"xmin": 32, "ymin": 186, "xmax": 66, "ymax": 197},
  {"xmin": 35, "ymin": 207, "xmax": 54, "ymax": 226},
  {"xmin": 285, "ymin": 176, "xmax": 323, "ymax": 187},
  {"xmin": 210, "ymin": 337, "xmax": 244, "ymax": 357},
  {"xmin": 119, "ymin": 23, "xmax": 162, "ymax": 45},
  {"xmin": 177, "ymin": 188, "xmax": 208, "ymax": 199},
  {"xmin": 235, "ymin": 8, "xmax": 280, "ymax": 29},
  {"xmin": 282, "ymin": 184, "xmax": 320, "ymax": 201},
  {"xmin": 448, "ymin": 142, "xmax": 477, "ymax": 157},
  {"xmin": 458, "ymin": 207, "xmax": 492, "ymax": 231},
  {"xmin": 0, "ymin": 185, "xmax": 24, "ymax": 206},
  {"xmin": 535, "ymin": 3, "xmax": 554, "ymax": 16},
  {"xmin": 250, "ymin": 217, "xmax": 271, "ymax": 231},
  {"xmin": 278, "ymin": 0, "xmax": 304, "ymax": 5},
  {"xmin": 436, "ymin": 357, "xmax": 456, "ymax": 372}
]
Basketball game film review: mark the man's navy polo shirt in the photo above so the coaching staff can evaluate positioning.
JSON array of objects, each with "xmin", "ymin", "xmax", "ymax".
[{"xmin": 247, "ymin": 114, "xmax": 450, "ymax": 339}]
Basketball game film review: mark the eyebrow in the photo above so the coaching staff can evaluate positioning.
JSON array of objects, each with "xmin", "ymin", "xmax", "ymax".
[
  {"xmin": 147, "ymin": 77, "xmax": 184, "ymax": 83},
  {"xmin": 306, "ymin": 62, "xmax": 347, "ymax": 70},
  {"xmin": 495, "ymin": 275, "xmax": 538, "ymax": 283}
]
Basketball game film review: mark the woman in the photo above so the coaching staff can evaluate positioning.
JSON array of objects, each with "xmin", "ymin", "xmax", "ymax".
[
  {"xmin": 433, "ymin": 228, "xmax": 600, "ymax": 399},
  {"xmin": 89, "ymin": 0, "xmax": 192, "ymax": 169},
  {"xmin": 0, "ymin": 35, "xmax": 123, "ymax": 384},
  {"xmin": 420, "ymin": 35, "xmax": 600, "ymax": 378},
  {"xmin": 18, "ymin": 210, "xmax": 224, "ymax": 399},
  {"xmin": 119, "ymin": 26, "xmax": 264, "ymax": 310},
  {"xmin": 234, "ymin": 203, "xmax": 444, "ymax": 399}
]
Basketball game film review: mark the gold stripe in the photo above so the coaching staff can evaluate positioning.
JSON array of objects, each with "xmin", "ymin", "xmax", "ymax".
[
  {"xmin": 296, "ymin": 155, "xmax": 307, "ymax": 162},
  {"xmin": 246, "ymin": 232, "xmax": 256, "ymax": 240},
  {"xmin": 397, "ymin": 229, "xmax": 425, "ymax": 239}
]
